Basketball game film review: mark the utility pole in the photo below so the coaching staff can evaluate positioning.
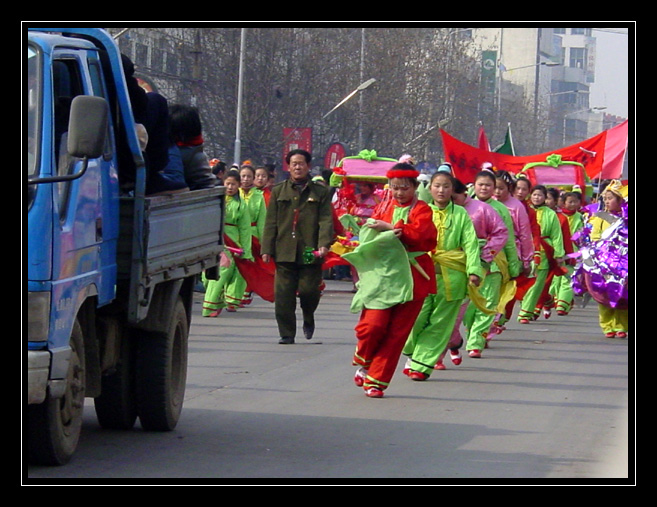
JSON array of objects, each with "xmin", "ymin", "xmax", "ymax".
[{"xmin": 234, "ymin": 28, "xmax": 246, "ymax": 166}]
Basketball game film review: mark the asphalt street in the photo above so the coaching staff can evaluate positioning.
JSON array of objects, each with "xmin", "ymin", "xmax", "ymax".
[{"xmin": 26, "ymin": 280, "xmax": 632, "ymax": 484}]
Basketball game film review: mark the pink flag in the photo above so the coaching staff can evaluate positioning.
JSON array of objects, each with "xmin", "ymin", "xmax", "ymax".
[{"xmin": 595, "ymin": 120, "xmax": 628, "ymax": 180}]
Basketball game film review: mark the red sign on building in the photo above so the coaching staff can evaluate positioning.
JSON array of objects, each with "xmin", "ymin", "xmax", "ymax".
[
  {"xmin": 282, "ymin": 127, "xmax": 312, "ymax": 171},
  {"xmin": 324, "ymin": 142, "xmax": 349, "ymax": 170}
]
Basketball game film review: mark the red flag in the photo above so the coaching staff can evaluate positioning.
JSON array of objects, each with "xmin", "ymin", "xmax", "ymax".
[
  {"xmin": 441, "ymin": 120, "xmax": 628, "ymax": 184},
  {"xmin": 226, "ymin": 235, "xmax": 276, "ymax": 303},
  {"xmin": 477, "ymin": 125, "xmax": 491, "ymax": 151},
  {"xmin": 321, "ymin": 251, "xmax": 349, "ymax": 270},
  {"xmin": 225, "ymin": 236, "xmax": 347, "ymax": 302}
]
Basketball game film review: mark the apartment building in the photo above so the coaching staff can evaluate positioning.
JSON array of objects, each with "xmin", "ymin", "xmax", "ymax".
[{"xmin": 471, "ymin": 27, "xmax": 605, "ymax": 149}]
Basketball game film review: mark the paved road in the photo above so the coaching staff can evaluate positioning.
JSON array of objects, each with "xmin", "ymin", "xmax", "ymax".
[{"xmin": 26, "ymin": 280, "xmax": 631, "ymax": 484}]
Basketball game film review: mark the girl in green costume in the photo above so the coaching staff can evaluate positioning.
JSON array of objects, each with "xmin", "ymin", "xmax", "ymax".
[
  {"xmin": 238, "ymin": 164, "xmax": 267, "ymax": 306},
  {"xmin": 550, "ymin": 191, "xmax": 584, "ymax": 315},
  {"xmin": 464, "ymin": 170, "xmax": 521, "ymax": 357},
  {"xmin": 239, "ymin": 164, "xmax": 266, "ymax": 241},
  {"xmin": 517, "ymin": 185, "xmax": 565, "ymax": 323},
  {"xmin": 402, "ymin": 171, "xmax": 483, "ymax": 380},
  {"xmin": 203, "ymin": 171, "xmax": 253, "ymax": 316}
]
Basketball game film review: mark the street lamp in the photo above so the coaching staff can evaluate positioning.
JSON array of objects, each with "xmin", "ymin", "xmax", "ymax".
[
  {"xmin": 322, "ymin": 78, "xmax": 377, "ymax": 120},
  {"xmin": 563, "ymin": 106, "xmax": 607, "ymax": 144},
  {"xmin": 499, "ymin": 60, "xmax": 559, "ymax": 73},
  {"xmin": 548, "ymin": 90, "xmax": 590, "ymax": 97},
  {"xmin": 281, "ymin": 78, "xmax": 377, "ymax": 164}
]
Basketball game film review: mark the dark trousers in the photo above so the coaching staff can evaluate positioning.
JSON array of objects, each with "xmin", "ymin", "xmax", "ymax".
[{"xmin": 274, "ymin": 262, "xmax": 323, "ymax": 338}]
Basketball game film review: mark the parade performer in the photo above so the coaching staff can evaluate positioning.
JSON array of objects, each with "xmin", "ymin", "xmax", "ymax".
[
  {"xmin": 440, "ymin": 178, "xmax": 510, "ymax": 364},
  {"xmin": 551, "ymin": 191, "xmax": 584, "ymax": 315},
  {"xmin": 239, "ymin": 164, "xmax": 267, "ymax": 241},
  {"xmin": 573, "ymin": 180, "xmax": 628, "ymax": 338},
  {"xmin": 239, "ymin": 164, "xmax": 267, "ymax": 307},
  {"xmin": 464, "ymin": 170, "xmax": 520, "ymax": 356},
  {"xmin": 254, "ymin": 166, "xmax": 273, "ymax": 206},
  {"xmin": 517, "ymin": 185, "xmax": 565, "ymax": 323},
  {"xmin": 491, "ymin": 170, "xmax": 536, "ymax": 332},
  {"xmin": 499, "ymin": 174, "xmax": 543, "ymax": 323},
  {"xmin": 349, "ymin": 182, "xmax": 381, "ymax": 224},
  {"xmin": 401, "ymin": 171, "xmax": 482, "ymax": 380},
  {"xmin": 535, "ymin": 187, "xmax": 572, "ymax": 318},
  {"xmin": 542, "ymin": 189, "xmax": 581, "ymax": 317},
  {"xmin": 344, "ymin": 162, "xmax": 437, "ymax": 398},
  {"xmin": 203, "ymin": 170, "xmax": 253, "ymax": 316},
  {"xmin": 494, "ymin": 170, "xmax": 535, "ymax": 278}
]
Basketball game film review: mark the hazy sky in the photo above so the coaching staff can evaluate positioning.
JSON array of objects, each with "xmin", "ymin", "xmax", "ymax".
[{"xmin": 590, "ymin": 27, "xmax": 631, "ymax": 118}]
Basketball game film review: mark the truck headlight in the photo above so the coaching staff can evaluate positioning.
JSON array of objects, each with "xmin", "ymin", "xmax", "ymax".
[{"xmin": 28, "ymin": 292, "xmax": 50, "ymax": 342}]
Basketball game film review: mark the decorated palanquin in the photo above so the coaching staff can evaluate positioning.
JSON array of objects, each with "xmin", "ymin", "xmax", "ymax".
[
  {"xmin": 517, "ymin": 154, "xmax": 594, "ymax": 202},
  {"xmin": 326, "ymin": 150, "xmax": 398, "ymax": 265}
]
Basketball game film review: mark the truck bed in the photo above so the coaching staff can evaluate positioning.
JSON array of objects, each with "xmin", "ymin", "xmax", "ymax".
[{"xmin": 118, "ymin": 186, "xmax": 225, "ymax": 322}]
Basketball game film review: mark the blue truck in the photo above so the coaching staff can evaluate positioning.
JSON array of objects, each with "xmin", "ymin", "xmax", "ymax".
[{"xmin": 27, "ymin": 28, "xmax": 225, "ymax": 465}]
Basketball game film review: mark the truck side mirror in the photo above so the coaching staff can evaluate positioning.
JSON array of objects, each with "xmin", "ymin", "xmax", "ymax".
[
  {"xmin": 67, "ymin": 95, "xmax": 108, "ymax": 159},
  {"xmin": 28, "ymin": 95, "xmax": 109, "ymax": 185}
]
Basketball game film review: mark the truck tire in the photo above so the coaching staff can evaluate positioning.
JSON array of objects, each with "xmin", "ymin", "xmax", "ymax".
[
  {"xmin": 135, "ymin": 296, "xmax": 188, "ymax": 431},
  {"xmin": 93, "ymin": 334, "xmax": 137, "ymax": 430},
  {"xmin": 28, "ymin": 318, "xmax": 85, "ymax": 465}
]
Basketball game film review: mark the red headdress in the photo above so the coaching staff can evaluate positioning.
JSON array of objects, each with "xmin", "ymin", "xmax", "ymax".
[{"xmin": 386, "ymin": 162, "xmax": 420, "ymax": 180}]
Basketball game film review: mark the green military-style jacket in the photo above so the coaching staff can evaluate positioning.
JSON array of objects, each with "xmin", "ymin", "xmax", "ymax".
[{"xmin": 261, "ymin": 178, "xmax": 334, "ymax": 264}]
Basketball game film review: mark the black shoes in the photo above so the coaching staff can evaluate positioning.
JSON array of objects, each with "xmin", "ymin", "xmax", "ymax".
[
  {"xmin": 278, "ymin": 324, "xmax": 314, "ymax": 344},
  {"xmin": 303, "ymin": 323, "xmax": 315, "ymax": 340}
]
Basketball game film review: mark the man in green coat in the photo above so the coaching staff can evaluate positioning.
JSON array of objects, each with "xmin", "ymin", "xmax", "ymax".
[{"xmin": 262, "ymin": 149, "xmax": 334, "ymax": 344}]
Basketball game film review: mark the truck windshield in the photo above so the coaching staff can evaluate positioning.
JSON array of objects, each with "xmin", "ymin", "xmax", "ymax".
[{"xmin": 27, "ymin": 45, "xmax": 39, "ymax": 177}]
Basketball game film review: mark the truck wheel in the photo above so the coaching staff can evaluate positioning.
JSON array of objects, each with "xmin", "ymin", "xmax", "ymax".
[
  {"xmin": 28, "ymin": 318, "xmax": 86, "ymax": 465},
  {"xmin": 135, "ymin": 296, "xmax": 188, "ymax": 431},
  {"xmin": 94, "ymin": 334, "xmax": 137, "ymax": 430}
]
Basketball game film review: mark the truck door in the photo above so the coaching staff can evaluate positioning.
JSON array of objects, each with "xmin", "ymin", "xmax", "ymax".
[{"xmin": 48, "ymin": 50, "xmax": 118, "ymax": 355}]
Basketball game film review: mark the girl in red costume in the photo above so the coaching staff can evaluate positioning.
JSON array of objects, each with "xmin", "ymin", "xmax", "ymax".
[{"xmin": 349, "ymin": 163, "xmax": 437, "ymax": 398}]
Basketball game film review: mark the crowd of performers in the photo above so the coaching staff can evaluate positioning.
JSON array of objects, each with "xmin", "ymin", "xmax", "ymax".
[{"xmin": 201, "ymin": 156, "xmax": 629, "ymax": 399}]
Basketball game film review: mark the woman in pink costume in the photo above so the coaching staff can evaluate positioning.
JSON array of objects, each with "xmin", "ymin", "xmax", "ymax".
[{"xmin": 491, "ymin": 170, "xmax": 536, "ymax": 331}]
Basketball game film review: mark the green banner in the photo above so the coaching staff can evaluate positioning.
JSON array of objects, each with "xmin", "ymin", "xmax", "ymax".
[{"xmin": 481, "ymin": 50, "xmax": 497, "ymax": 97}]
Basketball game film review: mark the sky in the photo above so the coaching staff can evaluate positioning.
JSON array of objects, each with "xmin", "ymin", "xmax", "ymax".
[{"xmin": 589, "ymin": 27, "xmax": 631, "ymax": 119}]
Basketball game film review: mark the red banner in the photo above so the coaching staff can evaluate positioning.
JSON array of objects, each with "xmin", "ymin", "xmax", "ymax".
[
  {"xmin": 441, "ymin": 120, "xmax": 628, "ymax": 184},
  {"xmin": 282, "ymin": 127, "xmax": 313, "ymax": 171}
]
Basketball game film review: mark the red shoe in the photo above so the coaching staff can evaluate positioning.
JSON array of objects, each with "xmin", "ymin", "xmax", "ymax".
[
  {"xmin": 354, "ymin": 368, "xmax": 367, "ymax": 387},
  {"xmin": 616, "ymin": 331, "xmax": 627, "ymax": 338},
  {"xmin": 365, "ymin": 387, "xmax": 384, "ymax": 398},
  {"xmin": 490, "ymin": 324, "xmax": 506, "ymax": 336},
  {"xmin": 605, "ymin": 332, "xmax": 616, "ymax": 338},
  {"xmin": 468, "ymin": 349, "xmax": 482, "ymax": 358},
  {"xmin": 449, "ymin": 349, "xmax": 462, "ymax": 365},
  {"xmin": 519, "ymin": 318, "xmax": 530, "ymax": 324},
  {"xmin": 434, "ymin": 361, "xmax": 446, "ymax": 370},
  {"xmin": 410, "ymin": 371, "xmax": 429, "ymax": 381}
]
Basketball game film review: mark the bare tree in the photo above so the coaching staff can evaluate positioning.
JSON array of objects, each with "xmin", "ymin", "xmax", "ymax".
[{"xmin": 110, "ymin": 26, "xmax": 541, "ymax": 170}]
